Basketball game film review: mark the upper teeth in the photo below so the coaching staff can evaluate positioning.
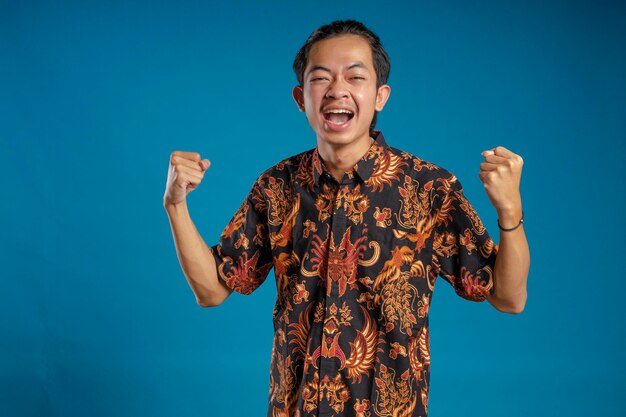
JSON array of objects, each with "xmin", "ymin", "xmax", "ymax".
[{"xmin": 326, "ymin": 109, "xmax": 353, "ymax": 114}]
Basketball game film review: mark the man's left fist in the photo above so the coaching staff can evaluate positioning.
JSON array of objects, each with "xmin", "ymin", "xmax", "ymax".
[{"xmin": 478, "ymin": 146, "xmax": 523, "ymax": 213}]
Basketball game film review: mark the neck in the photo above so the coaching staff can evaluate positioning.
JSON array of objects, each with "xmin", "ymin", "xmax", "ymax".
[{"xmin": 316, "ymin": 134, "xmax": 374, "ymax": 181}]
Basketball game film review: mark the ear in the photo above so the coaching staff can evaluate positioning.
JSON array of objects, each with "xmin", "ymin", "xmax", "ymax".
[
  {"xmin": 292, "ymin": 85, "xmax": 305, "ymax": 112},
  {"xmin": 375, "ymin": 84, "xmax": 391, "ymax": 111}
]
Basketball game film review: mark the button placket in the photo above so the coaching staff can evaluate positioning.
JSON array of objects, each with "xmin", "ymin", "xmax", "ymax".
[{"xmin": 318, "ymin": 178, "xmax": 357, "ymax": 416}]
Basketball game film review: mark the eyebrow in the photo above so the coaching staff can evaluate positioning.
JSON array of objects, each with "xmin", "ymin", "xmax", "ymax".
[
  {"xmin": 347, "ymin": 61, "xmax": 367, "ymax": 70},
  {"xmin": 308, "ymin": 65, "xmax": 331, "ymax": 74},
  {"xmin": 307, "ymin": 61, "xmax": 368, "ymax": 75}
]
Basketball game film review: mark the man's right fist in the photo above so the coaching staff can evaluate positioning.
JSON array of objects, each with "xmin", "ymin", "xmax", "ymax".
[{"xmin": 163, "ymin": 151, "xmax": 210, "ymax": 206}]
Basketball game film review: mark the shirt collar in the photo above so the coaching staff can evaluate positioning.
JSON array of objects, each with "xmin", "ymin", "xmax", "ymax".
[{"xmin": 312, "ymin": 130, "xmax": 389, "ymax": 186}]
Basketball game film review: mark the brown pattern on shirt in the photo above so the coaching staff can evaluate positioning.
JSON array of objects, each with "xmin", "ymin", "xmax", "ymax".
[{"xmin": 211, "ymin": 131, "xmax": 497, "ymax": 416}]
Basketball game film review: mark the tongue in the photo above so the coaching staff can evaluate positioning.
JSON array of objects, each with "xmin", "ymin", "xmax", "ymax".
[{"xmin": 327, "ymin": 113, "xmax": 350, "ymax": 124}]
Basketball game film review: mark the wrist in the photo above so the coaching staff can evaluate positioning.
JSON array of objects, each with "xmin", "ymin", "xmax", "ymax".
[
  {"xmin": 164, "ymin": 199, "xmax": 188, "ymax": 215},
  {"xmin": 497, "ymin": 208, "xmax": 524, "ymax": 231},
  {"xmin": 496, "ymin": 205, "xmax": 522, "ymax": 218}
]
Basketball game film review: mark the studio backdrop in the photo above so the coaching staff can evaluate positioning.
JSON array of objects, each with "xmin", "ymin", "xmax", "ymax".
[{"xmin": 1, "ymin": 1, "xmax": 625, "ymax": 416}]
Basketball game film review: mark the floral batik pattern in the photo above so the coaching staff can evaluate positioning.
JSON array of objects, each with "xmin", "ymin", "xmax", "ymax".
[{"xmin": 210, "ymin": 131, "xmax": 498, "ymax": 417}]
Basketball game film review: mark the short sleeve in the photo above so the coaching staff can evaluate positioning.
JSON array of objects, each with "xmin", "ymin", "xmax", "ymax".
[
  {"xmin": 432, "ymin": 172, "xmax": 498, "ymax": 302},
  {"xmin": 209, "ymin": 175, "xmax": 273, "ymax": 295}
]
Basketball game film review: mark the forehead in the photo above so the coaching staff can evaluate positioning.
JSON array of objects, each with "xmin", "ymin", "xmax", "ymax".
[{"xmin": 306, "ymin": 34, "xmax": 374, "ymax": 71}]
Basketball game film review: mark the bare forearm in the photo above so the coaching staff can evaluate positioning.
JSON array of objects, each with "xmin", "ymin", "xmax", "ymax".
[
  {"xmin": 488, "ymin": 207, "xmax": 530, "ymax": 314},
  {"xmin": 164, "ymin": 201, "xmax": 231, "ymax": 307}
]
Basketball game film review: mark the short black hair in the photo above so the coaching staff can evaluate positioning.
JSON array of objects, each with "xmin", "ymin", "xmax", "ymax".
[
  {"xmin": 293, "ymin": 20, "xmax": 391, "ymax": 134},
  {"xmin": 293, "ymin": 20, "xmax": 390, "ymax": 88}
]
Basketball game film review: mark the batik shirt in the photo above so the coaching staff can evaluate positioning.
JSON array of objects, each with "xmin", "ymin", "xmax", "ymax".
[{"xmin": 210, "ymin": 131, "xmax": 498, "ymax": 417}]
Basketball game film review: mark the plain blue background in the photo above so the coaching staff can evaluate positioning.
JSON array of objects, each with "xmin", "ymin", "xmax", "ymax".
[{"xmin": 2, "ymin": 1, "xmax": 625, "ymax": 416}]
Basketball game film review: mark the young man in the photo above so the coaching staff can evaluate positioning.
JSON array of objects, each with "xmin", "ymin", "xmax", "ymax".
[{"xmin": 164, "ymin": 20, "xmax": 529, "ymax": 417}]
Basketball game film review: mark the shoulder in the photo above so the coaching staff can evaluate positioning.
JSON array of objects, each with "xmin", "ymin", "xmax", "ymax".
[
  {"xmin": 254, "ymin": 148, "xmax": 315, "ymax": 187},
  {"xmin": 388, "ymin": 145, "xmax": 461, "ymax": 190}
]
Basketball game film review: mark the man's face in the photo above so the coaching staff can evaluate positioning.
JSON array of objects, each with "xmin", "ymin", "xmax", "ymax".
[{"xmin": 293, "ymin": 34, "xmax": 390, "ymax": 148}]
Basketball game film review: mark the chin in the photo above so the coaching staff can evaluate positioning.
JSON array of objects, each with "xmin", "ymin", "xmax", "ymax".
[
  {"xmin": 318, "ymin": 125, "xmax": 369, "ymax": 144},
  {"xmin": 318, "ymin": 131, "xmax": 360, "ymax": 146}
]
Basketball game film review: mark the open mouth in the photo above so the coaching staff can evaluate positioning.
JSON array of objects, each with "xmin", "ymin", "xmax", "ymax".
[{"xmin": 323, "ymin": 109, "xmax": 355, "ymax": 126}]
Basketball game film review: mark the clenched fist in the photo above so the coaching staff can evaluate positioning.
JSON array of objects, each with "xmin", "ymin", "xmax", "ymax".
[
  {"xmin": 163, "ymin": 151, "xmax": 210, "ymax": 206},
  {"xmin": 478, "ymin": 146, "xmax": 523, "ymax": 214}
]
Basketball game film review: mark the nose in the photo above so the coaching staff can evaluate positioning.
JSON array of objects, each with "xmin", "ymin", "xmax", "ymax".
[{"xmin": 325, "ymin": 77, "xmax": 349, "ymax": 99}]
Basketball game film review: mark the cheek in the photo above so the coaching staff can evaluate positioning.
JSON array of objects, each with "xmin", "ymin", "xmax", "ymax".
[
  {"xmin": 304, "ymin": 110, "xmax": 319, "ymax": 127},
  {"xmin": 303, "ymin": 104, "xmax": 322, "ymax": 128},
  {"xmin": 303, "ymin": 86, "xmax": 324, "ymax": 106},
  {"xmin": 354, "ymin": 91, "xmax": 377, "ymax": 116}
]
